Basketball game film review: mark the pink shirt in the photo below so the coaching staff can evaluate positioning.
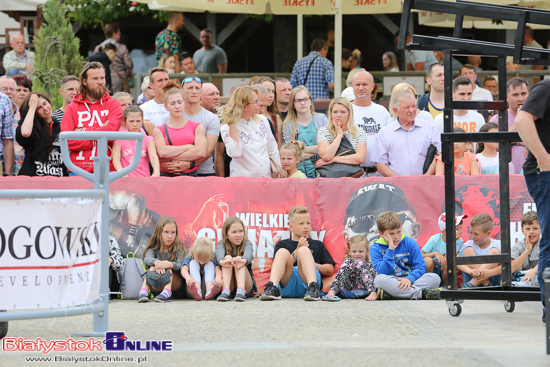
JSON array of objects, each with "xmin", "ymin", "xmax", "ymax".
[
  {"xmin": 114, "ymin": 134, "xmax": 154, "ymax": 177},
  {"xmin": 159, "ymin": 120, "xmax": 200, "ymax": 174},
  {"xmin": 490, "ymin": 111, "xmax": 526, "ymax": 174}
]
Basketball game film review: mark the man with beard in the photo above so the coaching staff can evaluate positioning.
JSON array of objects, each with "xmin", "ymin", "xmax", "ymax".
[
  {"xmin": 342, "ymin": 183, "xmax": 421, "ymax": 247},
  {"xmin": 61, "ymin": 62, "xmax": 122, "ymax": 173}
]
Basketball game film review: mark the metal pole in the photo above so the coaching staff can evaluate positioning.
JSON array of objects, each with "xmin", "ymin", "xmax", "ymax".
[
  {"xmin": 334, "ymin": 0, "xmax": 343, "ymax": 97},
  {"xmin": 297, "ymin": 14, "xmax": 303, "ymax": 61}
]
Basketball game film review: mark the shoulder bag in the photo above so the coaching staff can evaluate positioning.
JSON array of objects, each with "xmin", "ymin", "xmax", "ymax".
[{"xmin": 310, "ymin": 134, "xmax": 363, "ymax": 178}]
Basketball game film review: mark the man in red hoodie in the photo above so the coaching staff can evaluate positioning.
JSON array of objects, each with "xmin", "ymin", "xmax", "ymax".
[{"xmin": 61, "ymin": 62, "xmax": 122, "ymax": 173}]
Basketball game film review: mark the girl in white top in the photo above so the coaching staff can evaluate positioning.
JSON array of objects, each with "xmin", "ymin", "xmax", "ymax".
[
  {"xmin": 382, "ymin": 51, "xmax": 399, "ymax": 72},
  {"xmin": 220, "ymin": 85, "xmax": 280, "ymax": 177},
  {"xmin": 476, "ymin": 122, "xmax": 514, "ymax": 174},
  {"xmin": 316, "ymin": 97, "xmax": 367, "ymax": 168}
]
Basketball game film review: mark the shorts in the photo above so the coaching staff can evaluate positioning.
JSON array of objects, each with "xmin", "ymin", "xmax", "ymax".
[{"xmin": 278, "ymin": 266, "xmax": 321, "ymax": 298}]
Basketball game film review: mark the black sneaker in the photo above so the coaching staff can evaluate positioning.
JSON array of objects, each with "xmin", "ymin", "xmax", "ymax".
[
  {"xmin": 260, "ymin": 281, "xmax": 281, "ymax": 300},
  {"xmin": 378, "ymin": 289, "xmax": 399, "ymax": 300},
  {"xmin": 217, "ymin": 292, "xmax": 231, "ymax": 302},
  {"xmin": 303, "ymin": 282, "xmax": 320, "ymax": 301},
  {"xmin": 423, "ymin": 288, "xmax": 442, "ymax": 300}
]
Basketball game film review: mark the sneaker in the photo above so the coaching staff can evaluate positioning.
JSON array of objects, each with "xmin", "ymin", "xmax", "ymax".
[
  {"xmin": 423, "ymin": 288, "xmax": 442, "ymax": 300},
  {"xmin": 260, "ymin": 281, "xmax": 281, "ymax": 301},
  {"xmin": 378, "ymin": 289, "xmax": 398, "ymax": 300},
  {"xmin": 137, "ymin": 293, "xmax": 149, "ymax": 303},
  {"xmin": 303, "ymin": 282, "xmax": 320, "ymax": 301},
  {"xmin": 217, "ymin": 292, "xmax": 231, "ymax": 302},
  {"xmin": 461, "ymin": 282, "xmax": 475, "ymax": 289},
  {"xmin": 234, "ymin": 293, "xmax": 246, "ymax": 302},
  {"xmin": 153, "ymin": 293, "xmax": 172, "ymax": 303}
]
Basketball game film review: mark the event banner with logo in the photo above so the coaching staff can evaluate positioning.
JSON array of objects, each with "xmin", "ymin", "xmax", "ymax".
[
  {"xmin": 0, "ymin": 198, "xmax": 102, "ymax": 309},
  {"xmin": 0, "ymin": 175, "xmax": 534, "ymax": 292}
]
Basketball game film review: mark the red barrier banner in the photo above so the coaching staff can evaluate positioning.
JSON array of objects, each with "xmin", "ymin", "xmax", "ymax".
[{"xmin": 1, "ymin": 175, "xmax": 534, "ymax": 291}]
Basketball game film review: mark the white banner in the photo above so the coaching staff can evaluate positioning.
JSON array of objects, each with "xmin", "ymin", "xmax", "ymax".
[{"xmin": 0, "ymin": 198, "xmax": 102, "ymax": 309}]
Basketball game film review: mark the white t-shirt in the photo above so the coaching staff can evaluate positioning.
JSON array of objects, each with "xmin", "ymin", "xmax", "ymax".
[
  {"xmin": 472, "ymin": 85, "xmax": 494, "ymax": 102},
  {"xmin": 184, "ymin": 107, "xmax": 220, "ymax": 175},
  {"xmin": 434, "ymin": 110, "xmax": 485, "ymax": 134},
  {"xmin": 141, "ymin": 99, "xmax": 169, "ymax": 127},
  {"xmin": 352, "ymin": 102, "xmax": 390, "ymax": 166},
  {"xmin": 476, "ymin": 153, "xmax": 515, "ymax": 174}
]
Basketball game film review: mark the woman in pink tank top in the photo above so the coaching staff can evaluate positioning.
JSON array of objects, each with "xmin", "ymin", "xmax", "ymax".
[{"xmin": 153, "ymin": 85, "xmax": 207, "ymax": 177}]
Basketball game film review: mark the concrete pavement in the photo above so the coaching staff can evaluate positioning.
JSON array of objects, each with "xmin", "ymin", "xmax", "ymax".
[{"xmin": 0, "ymin": 298, "xmax": 547, "ymax": 366}]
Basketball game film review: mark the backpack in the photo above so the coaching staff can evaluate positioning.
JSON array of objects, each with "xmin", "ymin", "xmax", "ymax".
[{"xmin": 117, "ymin": 252, "xmax": 146, "ymax": 299}]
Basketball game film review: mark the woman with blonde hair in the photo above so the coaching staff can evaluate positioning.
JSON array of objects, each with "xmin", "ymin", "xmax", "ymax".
[
  {"xmin": 387, "ymin": 82, "xmax": 434, "ymax": 125},
  {"xmin": 282, "ymin": 86, "xmax": 327, "ymax": 177},
  {"xmin": 316, "ymin": 97, "xmax": 367, "ymax": 168},
  {"xmin": 219, "ymin": 85, "xmax": 280, "ymax": 177}
]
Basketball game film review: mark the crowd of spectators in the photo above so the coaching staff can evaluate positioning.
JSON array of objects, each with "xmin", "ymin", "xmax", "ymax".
[{"xmin": 0, "ymin": 13, "xmax": 539, "ymax": 180}]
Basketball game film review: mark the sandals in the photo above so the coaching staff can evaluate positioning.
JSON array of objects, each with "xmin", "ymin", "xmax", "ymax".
[{"xmin": 321, "ymin": 295, "xmax": 341, "ymax": 302}]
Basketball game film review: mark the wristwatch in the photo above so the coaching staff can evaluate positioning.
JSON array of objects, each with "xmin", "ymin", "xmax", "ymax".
[{"xmin": 190, "ymin": 161, "xmax": 196, "ymax": 168}]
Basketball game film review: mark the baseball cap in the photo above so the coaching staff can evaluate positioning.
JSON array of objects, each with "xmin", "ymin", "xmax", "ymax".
[{"xmin": 438, "ymin": 213, "xmax": 467, "ymax": 232}]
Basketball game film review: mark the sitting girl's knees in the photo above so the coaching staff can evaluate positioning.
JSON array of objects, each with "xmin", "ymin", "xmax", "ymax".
[{"xmin": 488, "ymin": 248, "xmax": 500, "ymax": 255}]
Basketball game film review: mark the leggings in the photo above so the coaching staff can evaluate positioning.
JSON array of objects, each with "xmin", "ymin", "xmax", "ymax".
[{"xmin": 189, "ymin": 260, "xmax": 215, "ymax": 284}]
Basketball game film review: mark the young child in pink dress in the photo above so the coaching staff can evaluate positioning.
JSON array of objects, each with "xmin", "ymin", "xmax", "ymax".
[{"xmin": 113, "ymin": 105, "xmax": 160, "ymax": 177}]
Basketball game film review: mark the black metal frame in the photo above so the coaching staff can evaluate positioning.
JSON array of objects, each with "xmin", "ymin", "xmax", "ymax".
[{"xmin": 399, "ymin": 0, "xmax": 547, "ymax": 348}]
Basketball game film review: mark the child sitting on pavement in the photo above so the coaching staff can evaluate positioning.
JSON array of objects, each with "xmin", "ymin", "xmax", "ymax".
[
  {"xmin": 371, "ymin": 211, "xmax": 441, "ymax": 300},
  {"xmin": 511, "ymin": 211, "xmax": 540, "ymax": 287},
  {"xmin": 323, "ymin": 235, "xmax": 377, "ymax": 301},
  {"xmin": 260, "ymin": 206, "xmax": 335, "ymax": 301},
  {"xmin": 458, "ymin": 213, "xmax": 502, "ymax": 288},
  {"xmin": 421, "ymin": 213, "xmax": 467, "ymax": 286}
]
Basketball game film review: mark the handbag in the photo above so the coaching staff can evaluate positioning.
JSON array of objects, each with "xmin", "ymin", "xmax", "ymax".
[
  {"xmin": 310, "ymin": 135, "xmax": 363, "ymax": 178},
  {"xmin": 112, "ymin": 66, "xmax": 130, "ymax": 93},
  {"xmin": 270, "ymin": 156, "xmax": 287, "ymax": 178}
]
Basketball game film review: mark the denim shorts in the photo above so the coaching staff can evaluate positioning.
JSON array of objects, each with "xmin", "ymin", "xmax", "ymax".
[{"xmin": 278, "ymin": 266, "xmax": 321, "ymax": 298}]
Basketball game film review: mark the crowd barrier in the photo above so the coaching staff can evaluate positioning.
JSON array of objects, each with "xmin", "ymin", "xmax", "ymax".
[{"xmin": 0, "ymin": 173, "xmax": 534, "ymax": 292}]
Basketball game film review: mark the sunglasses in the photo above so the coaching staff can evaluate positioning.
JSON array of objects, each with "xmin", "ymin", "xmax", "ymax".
[{"xmin": 183, "ymin": 77, "xmax": 202, "ymax": 84}]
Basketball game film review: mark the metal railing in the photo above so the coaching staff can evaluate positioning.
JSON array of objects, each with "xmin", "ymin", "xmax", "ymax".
[{"xmin": 0, "ymin": 131, "xmax": 143, "ymax": 337}]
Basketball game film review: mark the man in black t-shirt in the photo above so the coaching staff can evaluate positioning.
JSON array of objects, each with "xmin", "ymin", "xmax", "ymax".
[
  {"xmin": 260, "ymin": 206, "xmax": 335, "ymax": 301},
  {"xmin": 515, "ymin": 79, "xmax": 550, "ymax": 322}
]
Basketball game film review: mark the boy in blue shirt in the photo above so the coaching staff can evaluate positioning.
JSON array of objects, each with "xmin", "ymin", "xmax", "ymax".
[
  {"xmin": 371, "ymin": 211, "xmax": 441, "ymax": 300},
  {"xmin": 421, "ymin": 213, "xmax": 467, "ymax": 286}
]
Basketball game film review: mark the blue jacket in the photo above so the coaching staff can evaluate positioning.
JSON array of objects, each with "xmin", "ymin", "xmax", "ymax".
[
  {"xmin": 417, "ymin": 93, "xmax": 430, "ymax": 112},
  {"xmin": 370, "ymin": 234, "xmax": 427, "ymax": 283}
]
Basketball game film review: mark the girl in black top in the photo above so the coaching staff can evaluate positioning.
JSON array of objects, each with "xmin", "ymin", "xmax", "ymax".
[{"xmin": 16, "ymin": 92, "xmax": 68, "ymax": 177}]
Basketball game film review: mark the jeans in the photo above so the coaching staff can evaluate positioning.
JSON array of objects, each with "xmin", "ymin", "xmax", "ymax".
[
  {"xmin": 7, "ymin": 68, "xmax": 21, "ymax": 76},
  {"xmin": 525, "ymin": 170, "xmax": 550, "ymax": 320}
]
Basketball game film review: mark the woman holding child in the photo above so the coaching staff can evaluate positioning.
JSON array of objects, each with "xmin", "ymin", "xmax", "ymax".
[{"xmin": 219, "ymin": 85, "xmax": 281, "ymax": 177}]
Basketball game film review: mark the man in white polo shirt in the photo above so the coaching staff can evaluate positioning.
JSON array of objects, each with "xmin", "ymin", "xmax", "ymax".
[
  {"xmin": 141, "ymin": 67, "xmax": 170, "ymax": 127},
  {"xmin": 351, "ymin": 70, "xmax": 389, "ymax": 176}
]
